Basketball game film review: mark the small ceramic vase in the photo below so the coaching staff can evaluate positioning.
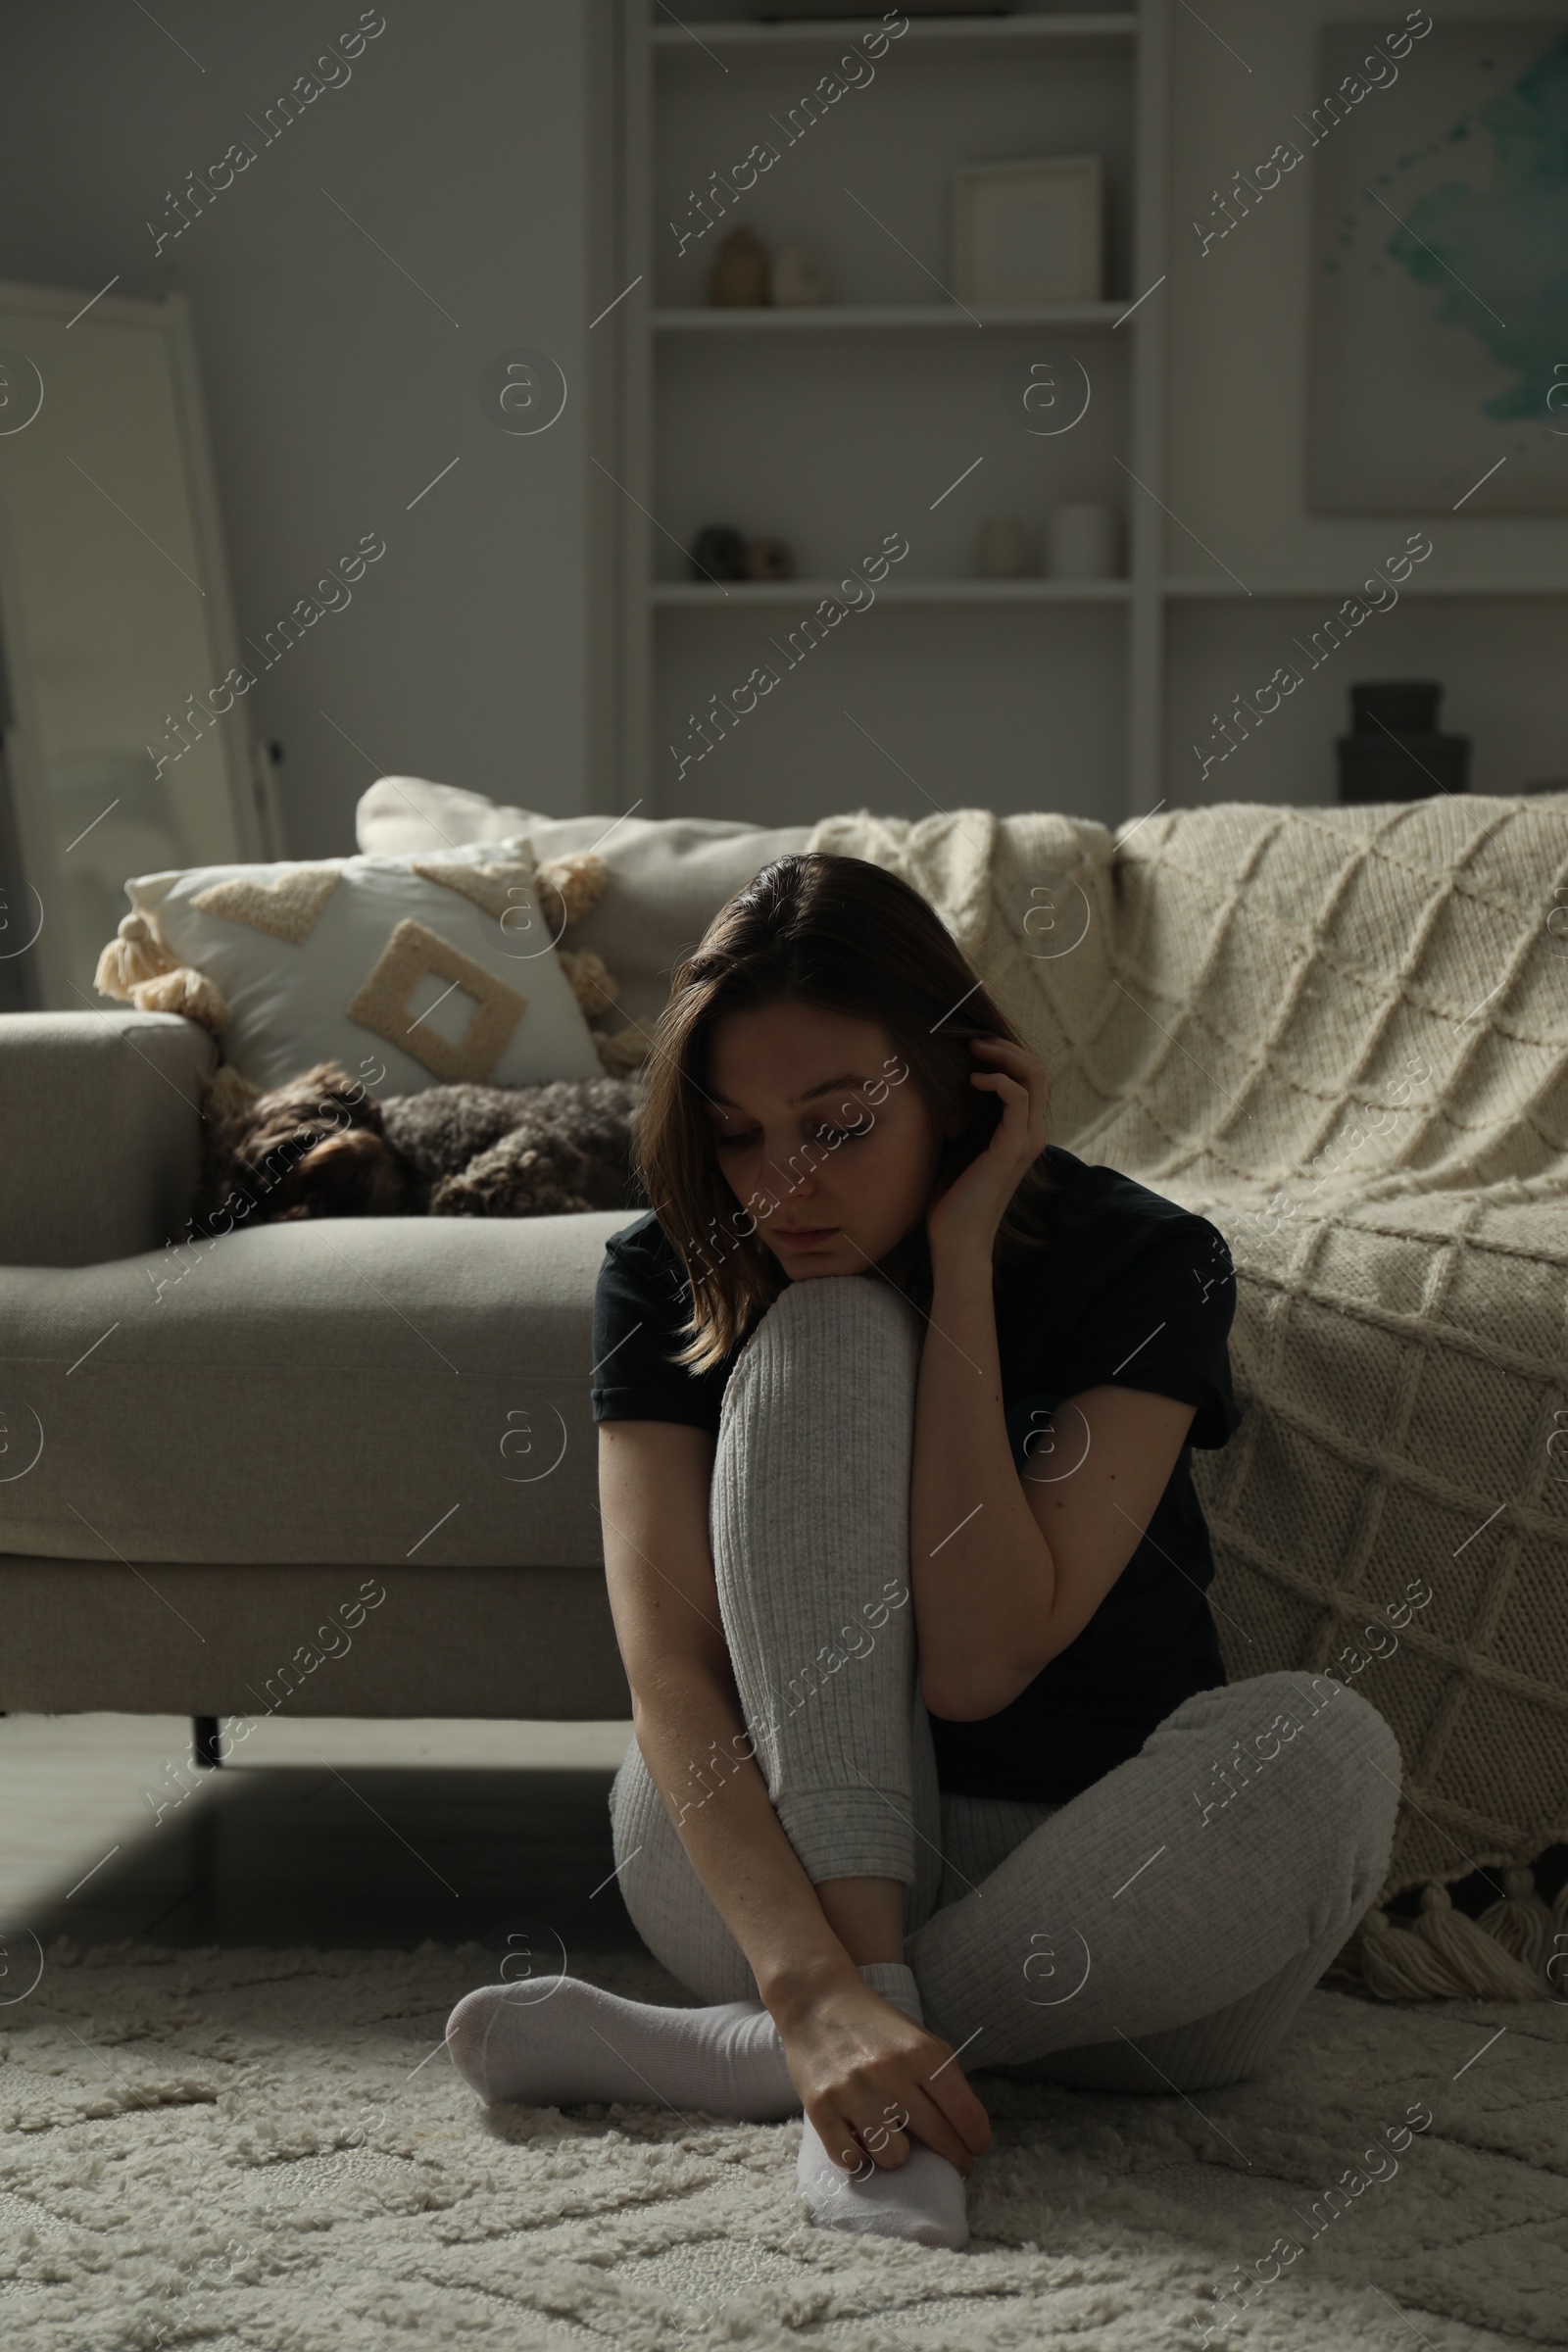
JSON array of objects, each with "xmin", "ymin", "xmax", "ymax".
[{"xmin": 708, "ymin": 226, "xmax": 771, "ymax": 308}]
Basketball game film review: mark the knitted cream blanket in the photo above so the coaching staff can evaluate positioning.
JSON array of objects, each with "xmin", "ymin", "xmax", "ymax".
[{"xmin": 806, "ymin": 798, "xmax": 1568, "ymax": 1955}]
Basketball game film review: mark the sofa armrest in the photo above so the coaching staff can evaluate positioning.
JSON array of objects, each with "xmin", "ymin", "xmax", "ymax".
[{"xmin": 0, "ymin": 1011, "xmax": 216, "ymax": 1266}]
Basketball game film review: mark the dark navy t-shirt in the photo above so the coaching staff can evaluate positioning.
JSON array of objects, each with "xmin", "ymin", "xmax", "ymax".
[{"xmin": 590, "ymin": 1146, "xmax": 1240, "ymax": 1804}]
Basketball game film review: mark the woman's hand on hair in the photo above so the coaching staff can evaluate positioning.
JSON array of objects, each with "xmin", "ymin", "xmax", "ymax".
[{"xmin": 925, "ymin": 1035, "xmax": 1051, "ymax": 1264}]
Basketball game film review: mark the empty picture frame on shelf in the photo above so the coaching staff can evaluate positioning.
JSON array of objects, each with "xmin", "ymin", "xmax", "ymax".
[{"xmin": 952, "ymin": 157, "xmax": 1103, "ymax": 306}]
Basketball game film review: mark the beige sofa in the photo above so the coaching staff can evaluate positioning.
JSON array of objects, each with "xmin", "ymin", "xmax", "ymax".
[{"xmin": 0, "ymin": 792, "xmax": 814, "ymax": 1735}]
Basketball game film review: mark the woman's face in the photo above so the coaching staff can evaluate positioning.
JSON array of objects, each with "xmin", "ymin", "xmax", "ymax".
[{"xmin": 703, "ymin": 1002, "xmax": 955, "ymax": 1279}]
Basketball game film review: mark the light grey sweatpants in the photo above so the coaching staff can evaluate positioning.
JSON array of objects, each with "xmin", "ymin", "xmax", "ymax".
[{"xmin": 609, "ymin": 1273, "xmax": 1401, "ymax": 2092}]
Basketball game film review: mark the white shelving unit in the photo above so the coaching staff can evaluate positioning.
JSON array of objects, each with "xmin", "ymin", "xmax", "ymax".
[
  {"xmin": 612, "ymin": 0, "xmax": 1163, "ymax": 825},
  {"xmin": 607, "ymin": 0, "xmax": 1568, "ymax": 823}
]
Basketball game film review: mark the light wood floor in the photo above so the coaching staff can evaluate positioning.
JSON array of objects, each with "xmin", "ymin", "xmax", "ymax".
[
  {"xmin": 13, "ymin": 1712, "xmax": 1558, "ymax": 1962},
  {"xmin": 0, "ymin": 1712, "xmax": 641, "ymax": 1957}
]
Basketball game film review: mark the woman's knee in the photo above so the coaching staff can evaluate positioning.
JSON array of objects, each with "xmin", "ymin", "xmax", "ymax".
[
  {"xmin": 1220, "ymin": 1670, "xmax": 1401, "ymax": 1897},
  {"xmin": 1298, "ymin": 1675, "xmax": 1401, "ymax": 1896},
  {"xmin": 1248, "ymin": 1671, "xmax": 1399, "ymax": 1798},
  {"xmin": 718, "ymin": 1276, "xmax": 922, "ymax": 1497},
  {"xmin": 714, "ymin": 1273, "xmax": 922, "ymax": 1556},
  {"xmin": 744, "ymin": 1270, "xmax": 921, "ymax": 1380}
]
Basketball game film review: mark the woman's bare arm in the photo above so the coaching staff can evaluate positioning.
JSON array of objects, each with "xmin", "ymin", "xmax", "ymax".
[
  {"xmin": 914, "ymin": 1034, "xmax": 1201, "ymax": 1720},
  {"xmin": 909, "ymin": 1241, "xmax": 1196, "ymax": 1720},
  {"xmin": 597, "ymin": 1418, "xmax": 990, "ymax": 2174},
  {"xmin": 597, "ymin": 1419, "xmax": 855, "ymax": 1999}
]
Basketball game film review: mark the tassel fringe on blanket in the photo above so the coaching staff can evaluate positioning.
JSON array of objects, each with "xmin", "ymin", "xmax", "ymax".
[{"xmin": 1334, "ymin": 1868, "xmax": 1568, "ymax": 2002}]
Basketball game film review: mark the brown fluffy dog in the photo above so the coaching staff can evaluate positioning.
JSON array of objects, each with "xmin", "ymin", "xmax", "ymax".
[{"xmin": 193, "ymin": 1062, "xmax": 649, "ymax": 1226}]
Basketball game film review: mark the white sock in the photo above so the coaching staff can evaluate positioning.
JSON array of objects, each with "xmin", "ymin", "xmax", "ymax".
[
  {"xmin": 795, "ymin": 1962, "xmax": 970, "ymax": 2251},
  {"xmin": 445, "ymin": 1975, "xmax": 800, "ymax": 2122}
]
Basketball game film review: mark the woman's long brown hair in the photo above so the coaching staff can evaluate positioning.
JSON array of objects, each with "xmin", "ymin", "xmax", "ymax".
[{"xmin": 634, "ymin": 852, "xmax": 1056, "ymax": 1374}]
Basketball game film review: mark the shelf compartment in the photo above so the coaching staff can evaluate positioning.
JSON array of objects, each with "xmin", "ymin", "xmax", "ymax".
[
  {"xmin": 655, "ymin": 576, "xmax": 1131, "ymax": 604},
  {"xmin": 654, "ymin": 593, "xmax": 1130, "ymax": 829},
  {"xmin": 652, "ymin": 14, "xmax": 1140, "ymax": 67},
  {"xmin": 655, "ymin": 301, "xmax": 1127, "ymax": 334}
]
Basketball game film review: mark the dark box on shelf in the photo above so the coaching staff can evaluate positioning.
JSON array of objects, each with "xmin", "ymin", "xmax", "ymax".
[{"xmin": 1337, "ymin": 680, "xmax": 1470, "ymax": 803}]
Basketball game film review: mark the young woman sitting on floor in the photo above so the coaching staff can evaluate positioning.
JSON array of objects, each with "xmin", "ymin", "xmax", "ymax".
[{"xmin": 446, "ymin": 853, "xmax": 1400, "ymax": 2251}]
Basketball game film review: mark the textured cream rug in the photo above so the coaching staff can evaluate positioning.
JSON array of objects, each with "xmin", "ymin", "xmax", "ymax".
[{"xmin": 2, "ymin": 1939, "xmax": 1562, "ymax": 2350}]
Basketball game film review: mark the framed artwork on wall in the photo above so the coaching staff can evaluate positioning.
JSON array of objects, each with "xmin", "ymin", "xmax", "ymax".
[
  {"xmin": 952, "ymin": 156, "xmax": 1103, "ymax": 307},
  {"xmin": 1309, "ymin": 19, "xmax": 1568, "ymax": 513}
]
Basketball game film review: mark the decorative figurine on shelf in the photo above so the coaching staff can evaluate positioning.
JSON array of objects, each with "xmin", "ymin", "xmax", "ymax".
[
  {"xmin": 688, "ymin": 525, "xmax": 749, "ymax": 582},
  {"xmin": 708, "ymin": 225, "xmax": 771, "ymax": 307},
  {"xmin": 1337, "ymin": 681, "xmax": 1471, "ymax": 802},
  {"xmin": 769, "ymin": 245, "xmax": 830, "ymax": 307},
  {"xmin": 744, "ymin": 537, "xmax": 796, "ymax": 581}
]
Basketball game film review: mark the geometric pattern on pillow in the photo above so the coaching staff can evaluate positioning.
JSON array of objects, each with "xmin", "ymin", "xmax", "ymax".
[
  {"xmin": 118, "ymin": 841, "xmax": 609, "ymax": 1095},
  {"xmin": 346, "ymin": 918, "xmax": 528, "ymax": 1082},
  {"xmin": 191, "ymin": 864, "xmax": 341, "ymax": 942},
  {"xmin": 409, "ymin": 858, "xmax": 535, "ymax": 925},
  {"xmin": 353, "ymin": 775, "xmax": 816, "ymax": 1037}
]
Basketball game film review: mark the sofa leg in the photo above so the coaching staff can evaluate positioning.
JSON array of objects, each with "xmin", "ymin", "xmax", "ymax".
[{"xmin": 193, "ymin": 1716, "xmax": 223, "ymax": 1770}]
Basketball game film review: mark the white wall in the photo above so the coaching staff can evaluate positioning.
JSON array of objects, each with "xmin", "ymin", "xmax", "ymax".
[{"xmin": 0, "ymin": 0, "xmax": 612, "ymax": 857}]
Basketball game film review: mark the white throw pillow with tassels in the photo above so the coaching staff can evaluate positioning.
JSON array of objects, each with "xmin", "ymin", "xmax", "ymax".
[{"xmin": 93, "ymin": 844, "xmax": 629, "ymax": 1095}]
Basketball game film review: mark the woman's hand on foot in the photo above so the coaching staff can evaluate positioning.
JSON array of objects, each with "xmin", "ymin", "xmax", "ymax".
[{"xmin": 772, "ymin": 1972, "xmax": 991, "ymax": 2180}]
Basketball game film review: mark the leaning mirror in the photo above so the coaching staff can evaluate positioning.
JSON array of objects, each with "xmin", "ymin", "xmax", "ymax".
[{"xmin": 0, "ymin": 278, "xmax": 279, "ymax": 1011}]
